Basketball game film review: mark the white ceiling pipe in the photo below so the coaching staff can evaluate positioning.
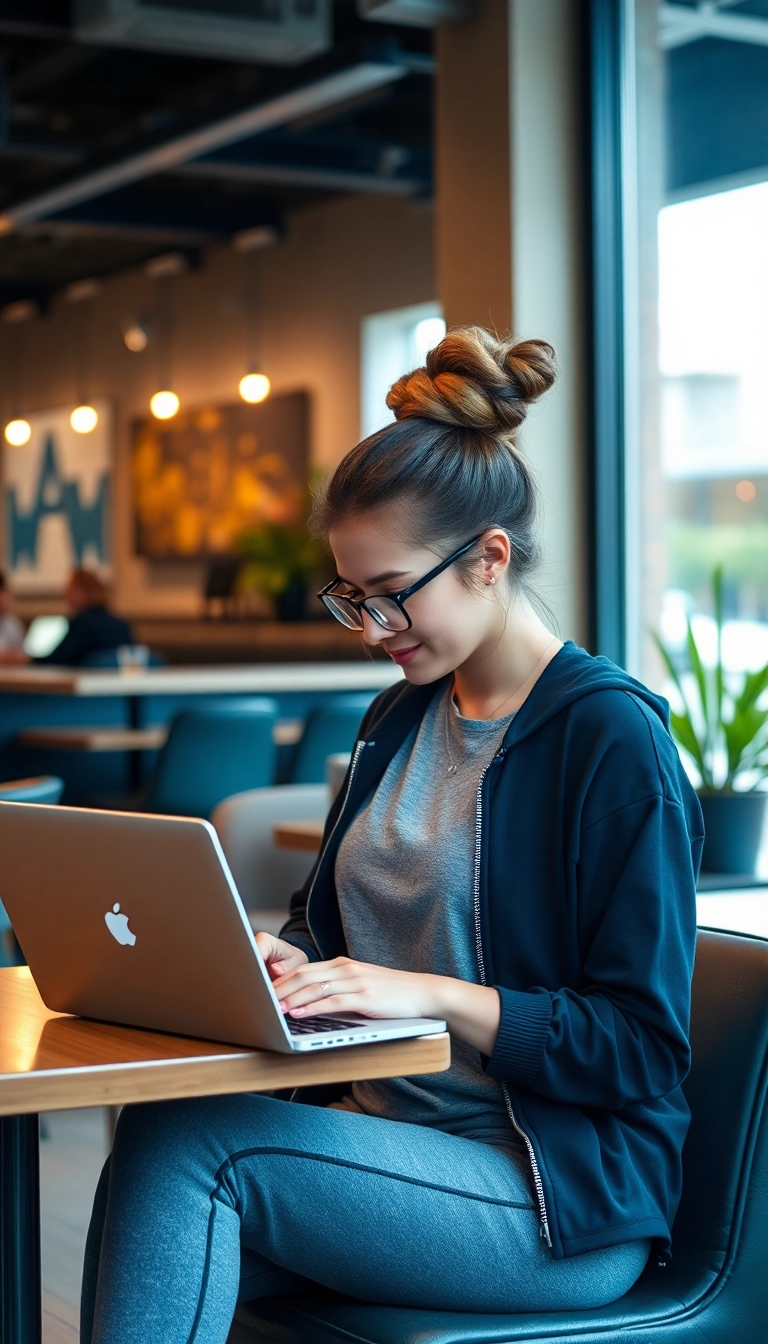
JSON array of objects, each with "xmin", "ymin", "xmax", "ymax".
[{"xmin": 0, "ymin": 62, "xmax": 406, "ymax": 237}]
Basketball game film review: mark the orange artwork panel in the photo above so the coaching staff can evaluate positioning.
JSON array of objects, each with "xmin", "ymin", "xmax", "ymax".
[{"xmin": 132, "ymin": 393, "xmax": 309, "ymax": 559}]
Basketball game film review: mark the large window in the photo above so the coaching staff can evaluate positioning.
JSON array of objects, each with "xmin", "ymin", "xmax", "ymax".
[{"xmin": 624, "ymin": 1, "xmax": 768, "ymax": 699}]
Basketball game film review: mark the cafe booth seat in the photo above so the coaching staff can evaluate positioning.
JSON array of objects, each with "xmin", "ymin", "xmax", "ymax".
[
  {"xmin": 229, "ymin": 930, "xmax": 768, "ymax": 1344},
  {"xmin": 288, "ymin": 693, "xmax": 376, "ymax": 784},
  {"xmin": 97, "ymin": 702, "xmax": 279, "ymax": 819}
]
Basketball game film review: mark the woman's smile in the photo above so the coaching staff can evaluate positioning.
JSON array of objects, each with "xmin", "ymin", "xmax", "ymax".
[{"xmin": 387, "ymin": 642, "xmax": 423, "ymax": 665}]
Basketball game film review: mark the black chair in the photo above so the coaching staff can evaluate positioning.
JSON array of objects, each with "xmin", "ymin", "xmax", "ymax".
[{"xmin": 231, "ymin": 930, "xmax": 768, "ymax": 1344}]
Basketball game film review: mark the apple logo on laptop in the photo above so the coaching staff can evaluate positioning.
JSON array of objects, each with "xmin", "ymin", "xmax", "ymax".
[{"xmin": 104, "ymin": 903, "xmax": 136, "ymax": 947}]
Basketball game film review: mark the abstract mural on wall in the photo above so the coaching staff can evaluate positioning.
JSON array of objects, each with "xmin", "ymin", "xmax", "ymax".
[
  {"xmin": 132, "ymin": 392, "xmax": 309, "ymax": 558},
  {"xmin": 2, "ymin": 401, "xmax": 113, "ymax": 594}
]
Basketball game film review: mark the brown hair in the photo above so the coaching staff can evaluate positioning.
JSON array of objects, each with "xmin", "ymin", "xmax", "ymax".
[
  {"xmin": 310, "ymin": 325, "xmax": 558, "ymax": 622},
  {"xmin": 69, "ymin": 567, "xmax": 109, "ymax": 606}
]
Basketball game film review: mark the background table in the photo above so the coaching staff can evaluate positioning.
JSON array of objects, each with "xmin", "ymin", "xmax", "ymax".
[
  {"xmin": 0, "ymin": 967, "xmax": 448, "ymax": 1344},
  {"xmin": 0, "ymin": 663, "xmax": 401, "ymax": 800},
  {"xmin": 273, "ymin": 818, "xmax": 326, "ymax": 852}
]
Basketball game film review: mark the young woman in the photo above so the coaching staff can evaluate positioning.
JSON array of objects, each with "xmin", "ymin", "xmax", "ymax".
[{"xmin": 81, "ymin": 328, "xmax": 704, "ymax": 1343}]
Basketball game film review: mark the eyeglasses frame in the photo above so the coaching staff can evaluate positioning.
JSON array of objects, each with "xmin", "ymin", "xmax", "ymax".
[{"xmin": 317, "ymin": 531, "xmax": 488, "ymax": 632}]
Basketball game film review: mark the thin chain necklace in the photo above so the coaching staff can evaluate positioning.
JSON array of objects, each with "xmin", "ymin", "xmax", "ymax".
[{"xmin": 443, "ymin": 635, "xmax": 561, "ymax": 776}]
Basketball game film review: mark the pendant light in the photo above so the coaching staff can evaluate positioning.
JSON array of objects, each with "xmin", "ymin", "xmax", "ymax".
[
  {"xmin": 2, "ymin": 304, "xmax": 34, "ymax": 446},
  {"xmin": 66, "ymin": 278, "xmax": 100, "ymax": 434},
  {"xmin": 234, "ymin": 227, "xmax": 274, "ymax": 404},
  {"xmin": 146, "ymin": 252, "xmax": 186, "ymax": 419}
]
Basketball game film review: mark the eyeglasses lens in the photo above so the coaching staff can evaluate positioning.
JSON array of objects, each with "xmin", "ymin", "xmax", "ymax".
[
  {"xmin": 364, "ymin": 597, "xmax": 409, "ymax": 631},
  {"xmin": 322, "ymin": 595, "xmax": 363, "ymax": 630}
]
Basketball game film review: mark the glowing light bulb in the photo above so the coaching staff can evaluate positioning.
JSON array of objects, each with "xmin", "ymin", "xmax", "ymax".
[
  {"xmin": 70, "ymin": 404, "xmax": 99, "ymax": 434},
  {"xmin": 150, "ymin": 390, "xmax": 180, "ymax": 420},
  {"xmin": 4, "ymin": 418, "xmax": 31, "ymax": 446},
  {"xmin": 239, "ymin": 372, "xmax": 271, "ymax": 404}
]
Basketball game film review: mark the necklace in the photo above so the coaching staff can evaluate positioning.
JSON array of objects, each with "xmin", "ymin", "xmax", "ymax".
[{"xmin": 443, "ymin": 635, "xmax": 561, "ymax": 776}]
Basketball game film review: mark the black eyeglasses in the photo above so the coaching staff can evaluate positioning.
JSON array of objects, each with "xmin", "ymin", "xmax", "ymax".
[{"xmin": 318, "ymin": 533, "xmax": 486, "ymax": 633}]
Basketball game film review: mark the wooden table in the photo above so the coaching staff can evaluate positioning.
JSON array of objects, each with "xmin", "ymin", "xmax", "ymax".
[
  {"xmin": 0, "ymin": 966, "xmax": 448, "ymax": 1344},
  {"xmin": 0, "ymin": 663, "xmax": 402, "ymax": 699},
  {"xmin": 273, "ymin": 818, "xmax": 325, "ymax": 852},
  {"xmin": 1, "ymin": 663, "xmax": 400, "ymax": 791},
  {"xmin": 17, "ymin": 718, "xmax": 304, "ymax": 754}
]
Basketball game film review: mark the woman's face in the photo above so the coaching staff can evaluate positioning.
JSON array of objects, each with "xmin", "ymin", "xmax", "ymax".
[{"xmin": 328, "ymin": 511, "xmax": 509, "ymax": 684}]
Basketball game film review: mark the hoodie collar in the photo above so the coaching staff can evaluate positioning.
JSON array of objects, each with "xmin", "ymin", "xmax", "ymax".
[{"xmin": 367, "ymin": 639, "xmax": 670, "ymax": 754}]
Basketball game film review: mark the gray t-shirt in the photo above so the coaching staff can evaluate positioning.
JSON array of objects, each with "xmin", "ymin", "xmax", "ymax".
[{"xmin": 334, "ymin": 682, "xmax": 521, "ymax": 1152}]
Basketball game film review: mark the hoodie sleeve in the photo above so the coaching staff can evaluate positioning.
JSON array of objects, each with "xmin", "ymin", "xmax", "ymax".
[{"xmin": 486, "ymin": 790, "xmax": 701, "ymax": 1109}]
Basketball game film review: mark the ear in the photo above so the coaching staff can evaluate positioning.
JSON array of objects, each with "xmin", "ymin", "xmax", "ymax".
[{"xmin": 480, "ymin": 528, "xmax": 511, "ymax": 585}]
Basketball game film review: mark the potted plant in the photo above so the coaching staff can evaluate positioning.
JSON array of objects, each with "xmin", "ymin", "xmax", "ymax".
[
  {"xmin": 650, "ymin": 565, "xmax": 768, "ymax": 874},
  {"xmin": 234, "ymin": 523, "xmax": 325, "ymax": 621}
]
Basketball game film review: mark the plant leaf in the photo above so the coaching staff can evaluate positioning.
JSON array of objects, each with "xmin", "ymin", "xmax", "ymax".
[
  {"xmin": 713, "ymin": 565, "xmax": 724, "ymax": 738},
  {"xmin": 733, "ymin": 663, "xmax": 768, "ymax": 718},
  {"xmin": 649, "ymin": 628, "xmax": 710, "ymax": 784},
  {"xmin": 685, "ymin": 615, "xmax": 713, "ymax": 769},
  {"xmin": 723, "ymin": 706, "xmax": 768, "ymax": 784},
  {"xmin": 669, "ymin": 709, "xmax": 708, "ymax": 781}
]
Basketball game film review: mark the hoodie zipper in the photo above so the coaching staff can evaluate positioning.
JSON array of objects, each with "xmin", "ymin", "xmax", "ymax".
[
  {"xmin": 305, "ymin": 738, "xmax": 368, "ymax": 954},
  {"xmin": 474, "ymin": 751, "xmax": 553, "ymax": 1249}
]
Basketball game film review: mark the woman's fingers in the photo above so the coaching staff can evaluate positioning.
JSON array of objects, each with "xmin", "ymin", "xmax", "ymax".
[
  {"xmin": 276, "ymin": 973, "xmax": 361, "ymax": 1013},
  {"xmin": 272, "ymin": 956, "xmax": 349, "ymax": 995},
  {"xmin": 254, "ymin": 933, "xmax": 308, "ymax": 981}
]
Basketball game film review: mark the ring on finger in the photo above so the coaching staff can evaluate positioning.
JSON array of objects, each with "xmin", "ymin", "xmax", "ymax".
[{"xmin": 319, "ymin": 980, "xmax": 332, "ymax": 997}]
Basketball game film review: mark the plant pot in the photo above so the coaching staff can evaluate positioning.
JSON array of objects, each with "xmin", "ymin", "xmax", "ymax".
[
  {"xmin": 698, "ymin": 790, "xmax": 767, "ymax": 875},
  {"xmin": 274, "ymin": 579, "xmax": 308, "ymax": 622}
]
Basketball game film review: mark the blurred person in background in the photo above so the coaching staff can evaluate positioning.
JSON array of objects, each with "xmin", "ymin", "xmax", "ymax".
[
  {"xmin": 0, "ymin": 571, "xmax": 25, "ymax": 659},
  {"xmin": 0, "ymin": 567, "xmax": 133, "ymax": 667}
]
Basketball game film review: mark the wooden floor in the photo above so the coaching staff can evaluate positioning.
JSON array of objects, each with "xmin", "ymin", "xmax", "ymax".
[{"xmin": 40, "ymin": 1107, "xmax": 110, "ymax": 1343}]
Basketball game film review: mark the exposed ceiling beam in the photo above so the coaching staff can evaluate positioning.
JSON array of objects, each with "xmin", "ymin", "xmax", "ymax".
[
  {"xmin": 660, "ymin": 2, "xmax": 768, "ymax": 50},
  {"xmin": 0, "ymin": 62, "xmax": 407, "ymax": 237},
  {"xmin": 22, "ymin": 219, "xmax": 220, "ymax": 247},
  {"xmin": 0, "ymin": 141, "xmax": 82, "ymax": 165},
  {"xmin": 175, "ymin": 158, "xmax": 425, "ymax": 196}
]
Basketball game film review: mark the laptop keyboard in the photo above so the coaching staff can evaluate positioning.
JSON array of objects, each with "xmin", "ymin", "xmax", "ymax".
[{"xmin": 286, "ymin": 1013, "xmax": 361, "ymax": 1036}]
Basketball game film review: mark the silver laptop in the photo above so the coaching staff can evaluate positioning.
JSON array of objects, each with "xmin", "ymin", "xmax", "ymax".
[{"xmin": 0, "ymin": 802, "xmax": 445, "ymax": 1053}]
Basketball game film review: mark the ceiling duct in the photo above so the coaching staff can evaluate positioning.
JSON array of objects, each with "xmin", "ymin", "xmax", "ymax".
[
  {"xmin": 357, "ymin": 0, "xmax": 472, "ymax": 27},
  {"xmin": 74, "ymin": 0, "xmax": 331, "ymax": 66}
]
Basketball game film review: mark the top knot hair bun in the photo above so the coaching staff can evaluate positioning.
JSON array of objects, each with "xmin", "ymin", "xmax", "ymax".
[{"xmin": 385, "ymin": 326, "xmax": 557, "ymax": 436}]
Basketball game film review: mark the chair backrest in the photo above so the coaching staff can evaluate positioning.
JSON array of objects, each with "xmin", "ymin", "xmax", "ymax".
[
  {"xmin": 0, "ymin": 775, "xmax": 64, "ymax": 804},
  {"xmin": 673, "ymin": 930, "xmax": 768, "ymax": 1272},
  {"xmin": 0, "ymin": 776, "xmax": 64, "ymax": 956},
  {"xmin": 289, "ymin": 693, "xmax": 376, "ymax": 784},
  {"xmin": 212, "ymin": 783, "xmax": 327, "ymax": 913},
  {"xmin": 144, "ymin": 700, "xmax": 278, "ymax": 819}
]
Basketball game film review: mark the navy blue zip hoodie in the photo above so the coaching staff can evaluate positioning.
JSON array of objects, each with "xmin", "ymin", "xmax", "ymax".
[{"xmin": 281, "ymin": 639, "xmax": 705, "ymax": 1262}]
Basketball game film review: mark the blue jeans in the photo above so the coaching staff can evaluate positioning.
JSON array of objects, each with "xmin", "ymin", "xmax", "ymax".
[{"xmin": 81, "ymin": 1094, "xmax": 650, "ymax": 1343}]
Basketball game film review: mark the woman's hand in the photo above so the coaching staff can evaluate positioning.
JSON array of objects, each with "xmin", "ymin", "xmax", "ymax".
[
  {"xmin": 254, "ymin": 932, "xmax": 309, "ymax": 984},
  {"xmin": 271, "ymin": 956, "xmax": 502, "ymax": 1055}
]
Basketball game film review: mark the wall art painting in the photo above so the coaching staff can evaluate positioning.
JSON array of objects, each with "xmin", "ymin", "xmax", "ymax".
[
  {"xmin": 2, "ymin": 400, "xmax": 113, "ymax": 594},
  {"xmin": 132, "ymin": 392, "xmax": 309, "ymax": 559}
]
